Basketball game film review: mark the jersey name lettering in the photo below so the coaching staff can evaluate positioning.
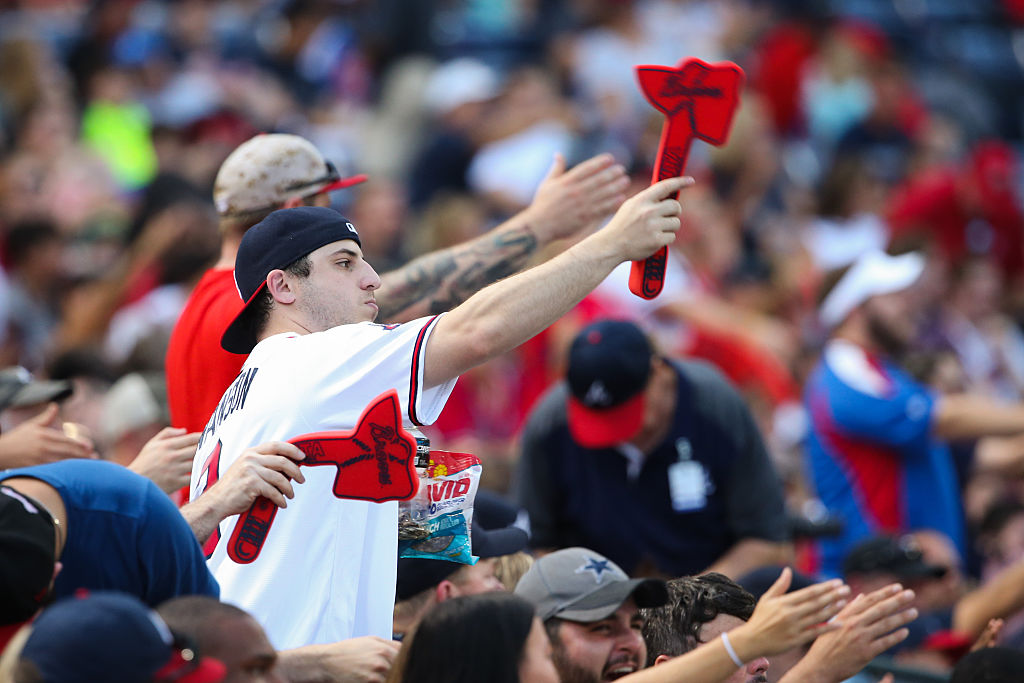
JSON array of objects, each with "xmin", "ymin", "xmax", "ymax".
[{"xmin": 199, "ymin": 367, "xmax": 259, "ymax": 449}]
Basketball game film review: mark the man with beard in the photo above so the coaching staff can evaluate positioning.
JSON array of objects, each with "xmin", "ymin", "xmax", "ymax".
[
  {"xmin": 514, "ymin": 547, "xmax": 669, "ymax": 682},
  {"xmin": 806, "ymin": 249, "xmax": 1024, "ymax": 578}
]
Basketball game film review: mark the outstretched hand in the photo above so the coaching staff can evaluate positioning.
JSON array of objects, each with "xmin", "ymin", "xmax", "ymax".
[
  {"xmin": 129, "ymin": 427, "xmax": 201, "ymax": 494},
  {"xmin": 596, "ymin": 175, "xmax": 694, "ymax": 264},
  {"xmin": 730, "ymin": 568, "xmax": 849, "ymax": 661},
  {"xmin": 527, "ymin": 153, "xmax": 630, "ymax": 243},
  {"xmin": 0, "ymin": 403, "xmax": 96, "ymax": 468},
  {"xmin": 780, "ymin": 583, "xmax": 918, "ymax": 683}
]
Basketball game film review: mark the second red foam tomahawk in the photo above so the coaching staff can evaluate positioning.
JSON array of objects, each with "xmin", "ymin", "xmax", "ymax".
[{"xmin": 629, "ymin": 58, "xmax": 745, "ymax": 299}]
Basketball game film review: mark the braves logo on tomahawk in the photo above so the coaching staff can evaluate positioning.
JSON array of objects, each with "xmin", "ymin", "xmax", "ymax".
[{"xmin": 226, "ymin": 391, "xmax": 419, "ymax": 564}]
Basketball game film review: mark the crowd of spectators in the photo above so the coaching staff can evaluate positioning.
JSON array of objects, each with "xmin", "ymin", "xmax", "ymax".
[{"xmin": 3, "ymin": 0, "xmax": 1024, "ymax": 681}]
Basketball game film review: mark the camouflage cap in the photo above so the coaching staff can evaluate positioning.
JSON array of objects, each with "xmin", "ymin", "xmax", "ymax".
[{"xmin": 213, "ymin": 134, "xmax": 366, "ymax": 217}]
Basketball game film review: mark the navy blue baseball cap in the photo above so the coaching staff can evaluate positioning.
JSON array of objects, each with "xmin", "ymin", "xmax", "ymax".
[
  {"xmin": 222, "ymin": 206, "xmax": 361, "ymax": 354},
  {"xmin": 396, "ymin": 495, "xmax": 529, "ymax": 601},
  {"xmin": 20, "ymin": 592, "xmax": 226, "ymax": 683},
  {"xmin": 566, "ymin": 319, "xmax": 653, "ymax": 448}
]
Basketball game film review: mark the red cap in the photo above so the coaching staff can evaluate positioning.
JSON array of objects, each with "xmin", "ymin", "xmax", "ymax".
[{"xmin": 567, "ymin": 392, "xmax": 646, "ymax": 449}]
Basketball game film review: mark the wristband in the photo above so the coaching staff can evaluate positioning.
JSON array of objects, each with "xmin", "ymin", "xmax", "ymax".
[{"xmin": 721, "ymin": 632, "xmax": 744, "ymax": 668}]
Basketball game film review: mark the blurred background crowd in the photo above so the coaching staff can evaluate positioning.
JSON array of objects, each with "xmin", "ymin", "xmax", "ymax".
[{"xmin": 4, "ymin": 0, "xmax": 1024, "ymax": 679}]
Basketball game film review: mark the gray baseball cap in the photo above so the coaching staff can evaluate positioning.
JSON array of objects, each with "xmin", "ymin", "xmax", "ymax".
[
  {"xmin": 515, "ymin": 547, "xmax": 667, "ymax": 622},
  {"xmin": 0, "ymin": 367, "xmax": 73, "ymax": 413},
  {"xmin": 213, "ymin": 134, "xmax": 366, "ymax": 217}
]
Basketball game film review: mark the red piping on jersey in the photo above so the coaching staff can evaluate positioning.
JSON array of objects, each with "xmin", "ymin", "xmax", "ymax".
[
  {"xmin": 408, "ymin": 315, "xmax": 440, "ymax": 426},
  {"xmin": 809, "ymin": 389, "xmax": 904, "ymax": 533}
]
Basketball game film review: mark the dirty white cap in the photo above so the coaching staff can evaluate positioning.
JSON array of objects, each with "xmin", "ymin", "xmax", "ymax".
[
  {"xmin": 101, "ymin": 373, "xmax": 167, "ymax": 444},
  {"xmin": 820, "ymin": 249, "xmax": 925, "ymax": 328},
  {"xmin": 213, "ymin": 134, "xmax": 366, "ymax": 217}
]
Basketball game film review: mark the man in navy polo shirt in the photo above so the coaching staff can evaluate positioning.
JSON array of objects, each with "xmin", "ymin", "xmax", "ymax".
[{"xmin": 516, "ymin": 319, "xmax": 791, "ymax": 579}]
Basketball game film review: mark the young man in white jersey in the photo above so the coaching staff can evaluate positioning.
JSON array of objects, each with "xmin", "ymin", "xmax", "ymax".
[{"xmin": 191, "ymin": 176, "xmax": 690, "ymax": 650}]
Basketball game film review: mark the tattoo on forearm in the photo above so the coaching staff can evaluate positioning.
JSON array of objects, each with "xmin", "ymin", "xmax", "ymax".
[{"xmin": 376, "ymin": 224, "xmax": 538, "ymax": 320}]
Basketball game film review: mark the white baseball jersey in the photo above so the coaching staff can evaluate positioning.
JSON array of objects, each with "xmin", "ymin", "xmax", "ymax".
[{"xmin": 190, "ymin": 315, "xmax": 456, "ymax": 649}]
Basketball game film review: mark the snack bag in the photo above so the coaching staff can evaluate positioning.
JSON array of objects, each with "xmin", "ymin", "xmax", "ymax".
[{"xmin": 398, "ymin": 450, "xmax": 482, "ymax": 564}]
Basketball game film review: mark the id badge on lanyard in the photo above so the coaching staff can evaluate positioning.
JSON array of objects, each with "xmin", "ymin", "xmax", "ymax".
[{"xmin": 667, "ymin": 437, "xmax": 707, "ymax": 512}]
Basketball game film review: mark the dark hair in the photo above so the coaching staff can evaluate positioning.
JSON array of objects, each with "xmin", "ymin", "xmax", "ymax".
[
  {"xmin": 641, "ymin": 573, "xmax": 756, "ymax": 666},
  {"xmin": 392, "ymin": 593, "xmax": 536, "ymax": 683},
  {"xmin": 241, "ymin": 255, "xmax": 312, "ymax": 343},
  {"xmin": 951, "ymin": 647, "xmax": 1024, "ymax": 683}
]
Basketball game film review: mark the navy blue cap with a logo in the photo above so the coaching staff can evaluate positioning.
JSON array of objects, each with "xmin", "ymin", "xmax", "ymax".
[
  {"xmin": 566, "ymin": 319, "xmax": 653, "ymax": 448},
  {"xmin": 221, "ymin": 206, "xmax": 362, "ymax": 354}
]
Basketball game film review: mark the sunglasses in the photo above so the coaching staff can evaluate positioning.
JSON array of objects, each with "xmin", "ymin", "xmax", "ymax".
[{"xmin": 284, "ymin": 160, "xmax": 342, "ymax": 195}]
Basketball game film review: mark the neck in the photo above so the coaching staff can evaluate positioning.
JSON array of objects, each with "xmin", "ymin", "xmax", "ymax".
[
  {"xmin": 215, "ymin": 235, "xmax": 242, "ymax": 270},
  {"xmin": 833, "ymin": 319, "xmax": 877, "ymax": 354},
  {"xmin": 628, "ymin": 366, "xmax": 677, "ymax": 455}
]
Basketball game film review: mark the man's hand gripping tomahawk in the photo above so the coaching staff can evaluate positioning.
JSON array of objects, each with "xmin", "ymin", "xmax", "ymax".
[{"xmin": 629, "ymin": 58, "xmax": 744, "ymax": 299}]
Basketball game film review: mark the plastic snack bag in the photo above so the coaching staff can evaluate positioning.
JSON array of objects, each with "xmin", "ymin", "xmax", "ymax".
[{"xmin": 398, "ymin": 449, "xmax": 482, "ymax": 564}]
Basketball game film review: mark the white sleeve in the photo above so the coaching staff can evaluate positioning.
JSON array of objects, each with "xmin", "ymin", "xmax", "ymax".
[{"xmin": 288, "ymin": 315, "xmax": 457, "ymax": 429}]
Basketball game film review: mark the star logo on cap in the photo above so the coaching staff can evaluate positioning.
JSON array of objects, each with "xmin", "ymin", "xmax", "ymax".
[
  {"xmin": 576, "ymin": 557, "xmax": 612, "ymax": 584},
  {"xmin": 584, "ymin": 381, "xmax": 612, "ymax": 407}
]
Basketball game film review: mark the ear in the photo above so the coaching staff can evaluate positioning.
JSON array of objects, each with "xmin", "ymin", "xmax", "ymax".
[
  {"xmin": 266, "ymin": 269, "xmax": 297, "ymax": 304},
  {"xmin": 653, "ymin": 654, "xmax": 674, "ymax": 666},
  {"xmin": 436, "ymin": 580, "xmax": 458, "ymax": 602},
  {"xmin": 281, "ymin": 196, "xmax": 305, "ymax": 209}
]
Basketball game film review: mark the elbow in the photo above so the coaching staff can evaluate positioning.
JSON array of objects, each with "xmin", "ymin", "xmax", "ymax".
[{"xmin": 459, "ymin": 321, "xmax": 507, "ymax": 367}]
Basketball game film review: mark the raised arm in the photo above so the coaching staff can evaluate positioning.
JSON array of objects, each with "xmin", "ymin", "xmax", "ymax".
[
  {"xmin": 422, "ymin": 176, "xmax": 692, "ymax": 389},
  {"xmin": 933, "ymin": 394, "xmax": 1024, "ymax": 441},
  {"xmin": 376, "ymin": 153, "xmax": 628, "ymax": 322}
]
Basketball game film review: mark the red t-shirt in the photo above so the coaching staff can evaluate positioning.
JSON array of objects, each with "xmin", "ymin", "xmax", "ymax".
[{"xmin": 165, "ymin": 268, "xmax": 247, "ymax": 434}]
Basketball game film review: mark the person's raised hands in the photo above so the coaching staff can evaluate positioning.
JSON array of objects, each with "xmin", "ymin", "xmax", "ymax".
[
  {"xmin": 594, "ymin": 176, "xmax": 694, "ymax": 264},
  {"xmin": 729, "ymin": 568, "xmax": 849, "ymax": 661},
  {"xmin": 128, "ymin": 427, "xmax": 202, "ymax": 494},
  {"xmin": 526, "ymin": 153, "xmax": 629, "ymax": 243},
  {"xmin": 780, "ymin": 583, "xmax": 918, "ymax": 683},
  {"xmin": 0, "ymin": 403, "xmax": 96, "ymax": 468}
]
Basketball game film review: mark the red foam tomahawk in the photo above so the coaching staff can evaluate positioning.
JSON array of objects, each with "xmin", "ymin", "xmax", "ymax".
[
  {"xmin": 629, "ymin": 58, "xmax": 744, "ymax": 299},
  {"xmin": 228, "ymin": 390, "xmax": 418, "ymax": 564}
]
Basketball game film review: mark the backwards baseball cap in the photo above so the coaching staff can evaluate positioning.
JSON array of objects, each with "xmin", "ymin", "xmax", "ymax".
[
  {"xmin": 0, "ymin": 366, "xmax": 73, "ymax": 413},
  {"xmin": 20, "ymin": 592, "xmax": 226, "ymax": 683},
  {"xmin": 819, "ymin": 250, "xmax": 925, "ymax": 328},
  {"xmin": 0, "ymin": 486, "xmax": 57, "ymax": 626},
  {"xmin": 221, "ymin": 206, "xmax": 361, "ymax": 354},
  {"xmin": 566, "ymin": 320, "xmax": 653, "ymax": 449},
  {"xmin": 842, "ymin": 535, "xmax": 949, "ymax": 580},
  {"xmin": 213, "ymin": 133, "xmax": 367, "ymax": 217},
  {"xmin": 396, "ymin": 493, "xmax": 529, "ymax": 601},
  {"xmin": 515, "ymin": 547, "xmax": 667, "ymax": 622}
]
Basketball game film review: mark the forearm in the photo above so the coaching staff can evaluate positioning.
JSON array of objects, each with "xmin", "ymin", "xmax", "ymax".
[
  {"xmin": 423, "ymin": 237, "xmax": 618, "ymax": 386},
  {"xmin": 972, "ymin": 434, "xmax": 1024, "ymax": 476},
  {"xmin": 180, "ymin": 493, "xmax": 226, "ymax": 544},
  {"xmin": 375, "ymin": 217, "xmax": 539, "ymax": 322},
  {"xmin": 621, "ymin": 635, "xmax": 742, "ymax": 683},
  {"xmin": 704, "ymin": 539, "xmax": 793, "ymax": 580},
  {"xmin": 276, "ymin": 647, "xmax": 329, "ymax": 683},
  {"xmin": 933, "ymin": 394, "xmax": 1024, "ymax": 441},
  {"xmin": 778, "ymin": 661, "xmax": 833, "ymax": 683},
  {"xmin": 953, "ymin": 557, "xmax": 1024, "ymax": 637}
]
